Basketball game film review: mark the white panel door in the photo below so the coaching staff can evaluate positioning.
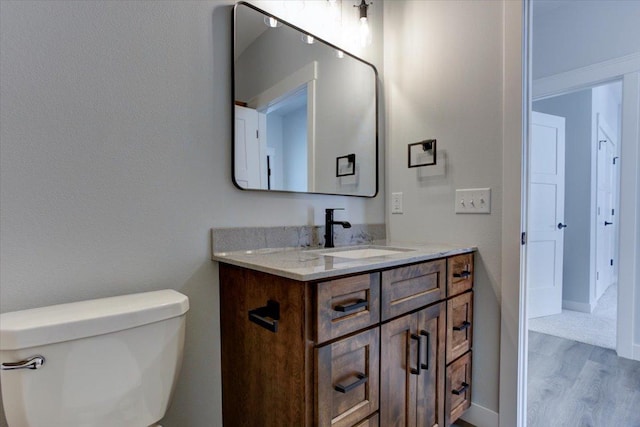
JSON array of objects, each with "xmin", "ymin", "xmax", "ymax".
[
  {"xmin": 234, "ymin": 105, "xmax": 264, "ymax": 189},
  {"xmin": 595, "ymin": 115, "xmax": 618, "ymax": 300},
  {"xmin": 527, "ymin": 112, "xmax": 566, "ymax": 319}
]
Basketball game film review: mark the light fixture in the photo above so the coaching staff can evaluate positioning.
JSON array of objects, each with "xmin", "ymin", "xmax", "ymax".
[
  {"xmin": 354, "ymin": 0, "xmax": 372, "ymax": 47},
  {"xmin": 264, "ymin": 16, "xmax": 281, "ymax": 28},
  {"xmin": 264, "ymin": 16, "xmax": 282, "ymax": 28},
  {"xmin": 302, "ymin": 34, "xmax": 315, "ymax": 44},
  {"xmin": 335, "ymin": 49, "xmax": 345, "ymax": 58}
]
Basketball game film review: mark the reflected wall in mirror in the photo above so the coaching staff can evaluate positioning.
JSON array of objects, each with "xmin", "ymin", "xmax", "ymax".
[{"xmin": 233, "ymin": 2, "xmax": 378, "ymax": 197}]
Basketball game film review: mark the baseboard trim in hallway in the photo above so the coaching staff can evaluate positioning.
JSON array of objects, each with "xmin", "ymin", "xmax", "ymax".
[{"xmin": 460, "ymin": 402, "xmax": 499, "ymax": 427}]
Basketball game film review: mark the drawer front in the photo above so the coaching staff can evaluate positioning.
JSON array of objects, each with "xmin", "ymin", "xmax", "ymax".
[
  {"xmin": 445, "ymin": 351, "xmax": 472, "ymax": 427},
  {"xmin": 447, "ymin": 253, "xmax": 474, "ymax": 297},
  {"xmin": 446, "ymin": 291, "xmax": 473, "ymax": 363},
  {"xmin": 353, "ymin": 413, "xmax": 379, "ymax": 427},
  {"xmin": 316, "ymin": 328, "xmax": 380, "ymax": 427},
  {"xmin": 317, "ymin": 273, "xmax": 380, "ymax": 343},
  {"xmin": 381, "ymin": 259, "xmax": 446, "ymax": 321}
]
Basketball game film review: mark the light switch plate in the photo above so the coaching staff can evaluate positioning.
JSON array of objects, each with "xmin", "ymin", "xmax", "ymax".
[
  {"xmin": 455, "ymin": 188, "xmax": 491, "ymax": 214},
  {"xmin": 391, "ymin": 192, "xmax": 403, "ymax": 214}
]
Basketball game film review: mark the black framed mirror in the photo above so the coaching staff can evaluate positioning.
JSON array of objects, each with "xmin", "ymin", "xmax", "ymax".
[{"xmin": 232, "ymin": 1, "xmax": 378, "ymax": 197}]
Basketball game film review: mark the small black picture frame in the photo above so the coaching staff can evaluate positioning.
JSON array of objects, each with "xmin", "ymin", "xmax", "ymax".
[
  {"xmin": 336, "ymin": 153, "xmax": 356, "ymax": 177},
  {"xmin": 408, "ymin": 139, "xmax": 437, "ymax": 168}
]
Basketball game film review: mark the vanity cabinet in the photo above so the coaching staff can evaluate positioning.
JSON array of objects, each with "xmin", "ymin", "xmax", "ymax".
[{"xmin": 219, "ymin": 252, "xmax": 474, "ymax": 427}]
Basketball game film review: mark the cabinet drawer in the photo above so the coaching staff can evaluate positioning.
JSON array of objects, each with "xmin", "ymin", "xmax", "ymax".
[
  {"xmin": 316, "ymin": 328, "xmax": 380, "ymax": 427},
  {"xmin": 445, "ymin": 351, "xmax": 472, "ymax": 427},
  {"xmin": 446, "ymin": 291, "xmax": 473, "ymax": 363},
  {"xmin": 447, "ymin": 253, "xmax": 474, "ymax": 297},
  {"xmin": 317, "ymin": 273, "xmax": 380, "ymax": 343},
  {"xmin": 381, "ymin": 259, "xmax": 446, "ymax": 321},
  {"xmin": 353, "ymin": 413, "xmax": 379, "ymax": 427}
]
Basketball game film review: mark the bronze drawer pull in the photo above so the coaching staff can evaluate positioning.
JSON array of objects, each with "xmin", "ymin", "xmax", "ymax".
[
  {"xmin": 420, "ymin": 330, "xmax": 430, "ymax": 370},
  {"xmin": 334, "ymin": 373, "xmax": 368, "ymax": 393},
  {"xmin": 248, "ymin": 300, "xmax": 280, "ymax": 333},
  {"xmin": 334, "ymin": 299, "xmax": 367, "ymax": 313},
  {"xmin": 420, "ymin": 331, "xmax": 431, "ymax": 371},
  {"xmin": 410, "ymin": 333, "xmax": 422, "ymax": 375},
  {"xmin": 453, "ymin": 321, "xmax": 471, "ymax": 331},
  {"xmin": 452, "ymin": 382, "xmax": 469, "ymax": 395},
  {"xmin": 453, "ymin": 271, "xmax": 471, "ymax": 279}
]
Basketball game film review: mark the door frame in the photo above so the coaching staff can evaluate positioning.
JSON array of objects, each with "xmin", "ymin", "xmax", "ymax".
[
  {"xmin": 530, "ymin": 55, "xmax": 640, "ymax": 359},
  {"xmin": 595, "ymin": 113, "xmax": 619, "ymax": 303},
  {"xmin": 501, "ymin": 1, "xmax": 640, "ymax": 425}
]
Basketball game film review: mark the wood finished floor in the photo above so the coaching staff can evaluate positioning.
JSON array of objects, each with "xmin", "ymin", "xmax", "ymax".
[{"xmin": 528, "ymin": 331, "xmax": 640, "ymax": 427}]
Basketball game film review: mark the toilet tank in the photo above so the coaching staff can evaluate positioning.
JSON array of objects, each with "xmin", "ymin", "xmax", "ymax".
[{"xmin": 0, "ymin": 290, "xmax": 189, "ymax": 427}]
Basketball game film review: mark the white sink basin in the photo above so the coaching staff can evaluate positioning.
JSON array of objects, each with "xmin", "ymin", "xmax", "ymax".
[{"xmin": 322, "ymin": 247, "xmax": 412, "ymax": 259}]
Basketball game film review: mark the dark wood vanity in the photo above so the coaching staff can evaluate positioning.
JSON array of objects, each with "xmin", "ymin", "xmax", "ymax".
[{"xmin": 218, "ymin": 250, "xmax": 474, "ymax": 427}]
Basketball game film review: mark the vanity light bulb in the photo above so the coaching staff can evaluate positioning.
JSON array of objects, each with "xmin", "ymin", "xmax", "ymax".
[
  {"xmin": 264, "ymin": 16, "xmax": 281, "ymax": 28},
  {"xmin": 336, "ymin": 50, "xmax": 345, "ymax": 58},
  {"xmin": 359, "ymin": 17, "xmax": 371, "ymax": 47},
  {"xmin": 302, "ymin": 34, "xmax": 315, "ymax": 44}
]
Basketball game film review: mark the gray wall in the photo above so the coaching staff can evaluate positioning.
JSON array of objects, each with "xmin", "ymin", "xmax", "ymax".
[
  {"xmin": 533, "ymin": 89, "xmax": 593, "ymax": 308},
  {"xmin": 384, "ymin": 0, "xmax": 503, "ymax": 417},
  {"xmin": 0, "ymin": 1, "xmax": 384, "ymax": 426},
  {"xmin": 533, "ymin": 0, "xmax": 640, "ymax": 79}
]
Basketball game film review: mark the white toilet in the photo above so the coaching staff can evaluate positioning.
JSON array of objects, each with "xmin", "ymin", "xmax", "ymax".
[{"xmin": 0, "ymin": 289, "xmax": 189, "ymax": 427}]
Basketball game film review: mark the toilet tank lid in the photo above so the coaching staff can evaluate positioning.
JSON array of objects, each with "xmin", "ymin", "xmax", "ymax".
[{"xmin": 0, "ymin": 290, "xmax": 189, "ymax": 351}]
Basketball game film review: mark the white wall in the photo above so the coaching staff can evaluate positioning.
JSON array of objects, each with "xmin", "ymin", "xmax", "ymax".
[
  {"xmin": 384, "ymin": 0, "xmax": 503, "ymax": 420},
  {"xmin": 0, "ymin": 1, "xmax": 384, "ymax": 426},
  {"xmin": 532, "ymin": 0, "xmax": 640, "ymax": 79},
  {"xmin": 533, "ymin": 89, "xmax": 593, "ymax": 308}
]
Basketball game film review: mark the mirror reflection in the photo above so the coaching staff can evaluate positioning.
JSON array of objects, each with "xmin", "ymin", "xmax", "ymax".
[{"xmin": 233, "ymin": 2, "xmax": 378, "ymax": 197}]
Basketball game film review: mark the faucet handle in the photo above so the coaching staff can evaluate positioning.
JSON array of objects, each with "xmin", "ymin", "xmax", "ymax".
[{"xmin": 326, "ymin": 208, "xmax": 345, "ymax": 213}]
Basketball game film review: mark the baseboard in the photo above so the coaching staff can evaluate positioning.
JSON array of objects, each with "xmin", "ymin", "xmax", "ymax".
[
  {"xmin": 562, "ymin": 299, "xmax": 593, "ymax": 313},
  {"xmin": 459, "ymin": 402, "xmax": 499, "ymax": 427}
]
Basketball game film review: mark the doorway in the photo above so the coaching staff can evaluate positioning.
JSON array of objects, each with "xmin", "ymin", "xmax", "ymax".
[
  {"xmin": 516, "ymin": 1, "xmax": 640, "ymax": 425},
  {"xmin": 527, "ymin": 81, "xmax": 622, "ymax": 351}
]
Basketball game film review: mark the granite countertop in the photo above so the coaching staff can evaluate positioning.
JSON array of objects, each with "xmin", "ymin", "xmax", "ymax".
[{"xmin": 212, "ymin": 241, "xmax": 476, "ymax": 281}]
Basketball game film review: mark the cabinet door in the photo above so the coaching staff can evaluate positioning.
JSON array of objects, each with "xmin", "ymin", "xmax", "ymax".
[
  {"xmin": 416, "ymin": 303, "xmax": 445, "ymax": 427},
  {"xmin": 380, "ymin": 304, "xmax": 445, "ymax": 427},
  {"xmin": 317, "ymin": 328, "xmax": 380, "ymax": 427},
  {"xmin": 380, "ymin": 312, "xmax": 418, "ymax": 427}
]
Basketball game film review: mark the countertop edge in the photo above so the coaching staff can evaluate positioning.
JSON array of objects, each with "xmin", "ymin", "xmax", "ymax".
[{"xmin": 213, "ymin": 245, "xmax": 476, "ymax": 282}]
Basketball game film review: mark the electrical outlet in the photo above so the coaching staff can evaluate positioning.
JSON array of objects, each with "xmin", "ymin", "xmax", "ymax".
[
  {"xmin": 455, "ymin": 188, "xmax": 491, "ymax": 214},
  {"xmin": 391, "ymin": 192, "xmax": 403, "ymax": 214}
]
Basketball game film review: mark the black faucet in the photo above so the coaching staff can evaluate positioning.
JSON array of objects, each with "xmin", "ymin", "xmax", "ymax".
[{"xmin": 324, "ymin": 208, "xmax": 352, "ymax": 248}]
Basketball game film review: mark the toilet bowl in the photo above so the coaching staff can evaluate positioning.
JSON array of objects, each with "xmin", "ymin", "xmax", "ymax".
[{"xmin": 0, "ymin": 289, "xmax": 189, "ymax": 427}]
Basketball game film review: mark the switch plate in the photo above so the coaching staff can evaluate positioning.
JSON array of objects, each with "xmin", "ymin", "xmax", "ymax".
[
  {"xmin": 455, "ymin": 188, "xmax": 491, "ymax": 214},
  {"xmin": 391, "ymin": 192, "xmax": 403, "ymax": 214}
]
